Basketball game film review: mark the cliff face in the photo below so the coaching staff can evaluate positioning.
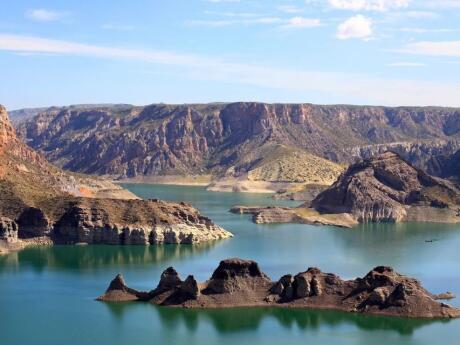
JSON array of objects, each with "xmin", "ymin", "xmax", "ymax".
[
  {"xmin": 426, "ymin": 149, "xmax": 460, "ymax": 182},
  {"xmin": 98, "ymin": 258, "xmax": 460, "ymax": 319},
  {"xmin": 0, "ymin": 105, "xmax": 232, "ymax": 248},
  {"xmin": 312, "ymin": 152, "xmax": 460, "ymax": 223},
  {"xmin": 15, "ymin": 103, "xmax": 460, "ymax": 179}
]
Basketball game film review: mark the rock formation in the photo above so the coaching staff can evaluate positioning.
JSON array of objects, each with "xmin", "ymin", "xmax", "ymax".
[
  {"xmin": 230, "ymin": 205, "xmax": 358, "ymax": 228},
  {"xmin": 98, "ymin": 258, "xmax": 460, "ymax": 319},
  {"xmin": 312, "ymin": 152, "xmax": 460, "ymax": 223},
  {"xmin": 15, "ymin": 103, "xmax": 460, "ymax": 181},
  {"xmin": 426, "ymin": 149, "xmax": 460, "ymax": 185},
  {"xmin": 0, "ymin": 217, "xmax": 18, "ymax": 243},
  {"xmin": 0, "ymin": 105, "xmax": 232, "ymax": 252}
]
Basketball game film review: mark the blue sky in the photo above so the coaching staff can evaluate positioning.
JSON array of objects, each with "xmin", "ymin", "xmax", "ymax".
[{"xmin": 1, "ymin": 0, "xmax": 460, "ymax": 109}]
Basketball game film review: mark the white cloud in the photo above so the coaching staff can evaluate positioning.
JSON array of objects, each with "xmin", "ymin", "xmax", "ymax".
[
  {"xmin": 329, "ymin": 0, "xmax": 411, "ymax": 12},
  {"xmin": 1, "ymin": 33, "xmax": 460, "ymax": 106},
  {"xmin": 422, "ymin": 1, "xmax": 460, "ymax": 9},
  {"xmin": 400, "ymin": 41, "xmax": 460, "ymax": 57},
  {"xmin": 336, "ymin": 15, "xmax": 373, "ymax": 39},
  {"xmin": 387, "ymin": 62, "xmax": 426, "ymax": 66},
  {"xmin": 188, "ymin": 16, "xmax": 321, "ymax": 29},
  {"xmin": 281, "ymin": 17, "xmax": 322, "ymax": 29},
  {"xmin": 404, "ymin": 11, "xmax": 439, "ymax": 18},
  {"xmin": 399, "ymin": 27, "xmax": 454, "ymax": 33},
  {"xmin": 25, "ymin": 9, "xmax": 68, "ymax": 22},
  {"xmin": 187, "ymin": 17, "xmax": 282, "ymax": 27}
]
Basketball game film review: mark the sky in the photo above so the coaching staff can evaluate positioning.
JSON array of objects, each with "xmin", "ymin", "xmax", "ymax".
[{"xmin": 1, "ymin": 0, "xmax": 460, "ymax": 110}]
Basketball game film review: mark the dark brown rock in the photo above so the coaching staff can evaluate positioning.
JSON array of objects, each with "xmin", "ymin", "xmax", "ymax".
[
  {"xmin": 17, "ymin": 207, "xmax": 52, "ymax": 238},
  {"xmin": 0, "ymin": 217, "xmax": 18, "ymax": 243},
  {"xmin": 206, "ymin": 258, "xmax": 271, "ymax": 294},
  {"xmin": 179, "ymin": 275, "xmax": 200, "ymax": 299},
  {"xmin": 157, "ymin": 267, "xmax": 182, "ymax": 291},
  {"xmin": 99, "ymin": 258, "xmax": 460, "ymax": 319}
]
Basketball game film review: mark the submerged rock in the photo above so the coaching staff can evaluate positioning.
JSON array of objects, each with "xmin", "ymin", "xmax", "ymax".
[{"xmin": 98, "ymin": 258, "xmax": 460, "ymax": 319}]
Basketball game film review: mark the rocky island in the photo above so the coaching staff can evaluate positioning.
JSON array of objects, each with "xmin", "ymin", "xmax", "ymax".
[
  {"xmin": 98, "ymin": 258, "xmax": 460, "ymax": 319},
  {"xmin": 0, "ymin": 105, "xmax": 232, "ymax": 254},
  {"xmin": 231, "ymin": 152, "xmax": 460, "ymax": 227}
]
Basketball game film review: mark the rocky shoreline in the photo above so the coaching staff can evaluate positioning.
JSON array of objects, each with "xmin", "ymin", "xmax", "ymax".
[
  {"xmin": 98, "ymin": 258, "xmax": 460, "ymax": 319},
  {"xmin": 0, "ymin": 198, "xmax": 232, "ymax": 255},
  {"xmin": 0, "ymin": 105, "xmax": 232, "ymax": 254},
  {"xmin": 230, "ymin": 152, "xmax": 460, "ymax": 228},
  {"xmin": 229, "ymin": 206, "xmax": 357, "ymax": 228}
]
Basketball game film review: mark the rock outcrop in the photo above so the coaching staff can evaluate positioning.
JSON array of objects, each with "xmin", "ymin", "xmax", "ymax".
[
  {"xmin": 98, "ymin": 258, "xmax": 460, "ymax": 319},
  {"xmin": 15, "ymin": 103, "xmax": 460, "ymax": 180},
  {"xmin": 0, "ymin": 105, "xmax": 232, "ymax": 252},
  {"xmin": 426, "ymin": 149, "xmax": 460, "ymax": 184},
  {"xmin": 0, "ymin": 217, "xmax": 18, "ymax": 243},
  {"xmin": 312, "ymin": 152, "xmax": 460, "ymax": 223}
]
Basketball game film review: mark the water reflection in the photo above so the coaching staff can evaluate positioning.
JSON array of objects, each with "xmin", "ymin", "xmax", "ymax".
[
  {"xmin": 0, "ymin": 242, "xmax": 218, "ymax": 272},
  {"xmin": 104, "ymin": 302, "xmax": 451, "ymax": 336}
]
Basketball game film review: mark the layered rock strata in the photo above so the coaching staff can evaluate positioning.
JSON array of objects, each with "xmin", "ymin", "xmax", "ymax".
[
  {"xmin": 15, "ymin": 103, "xmax": 460, "ymax": 179},
  {"xmin": 312, "ymin": 152, "xmax": 460, "ymax": 223}
]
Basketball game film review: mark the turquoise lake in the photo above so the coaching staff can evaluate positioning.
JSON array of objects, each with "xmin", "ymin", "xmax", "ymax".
[{"xmin": 1, "ymin": 184, "xmax": 460, "ymax": 345}]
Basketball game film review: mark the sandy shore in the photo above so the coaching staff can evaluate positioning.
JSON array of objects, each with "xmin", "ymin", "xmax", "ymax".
[{"xmin": 116, "ymin": 175, "xmax": 212, "ymax": 186}]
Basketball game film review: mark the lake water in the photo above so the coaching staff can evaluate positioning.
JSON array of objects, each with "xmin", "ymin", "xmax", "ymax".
[{"xmin": 1, "ymin": 184, "xmax": 460, "ymax": 345}]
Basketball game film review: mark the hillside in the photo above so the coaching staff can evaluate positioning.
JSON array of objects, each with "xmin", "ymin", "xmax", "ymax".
[
  {"xmin": 14, "ymin": 102, "xmax": 460, "ymax": 182},
  {"xmin": 311, "ymin": 152, "xmax": 460, "ymax": 223},
  {"xmin": 0, "ymin": 105, "xmax": 232, "ymax": 253}
]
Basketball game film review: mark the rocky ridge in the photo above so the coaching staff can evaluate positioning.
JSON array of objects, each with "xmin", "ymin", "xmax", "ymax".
[
  {"xmin": 14, "ymin": 103, "xmax": 460, "ymax": 182},
  {"xmin": 98, "ymin": 258, "xmax": 460, "ymax": 319}
]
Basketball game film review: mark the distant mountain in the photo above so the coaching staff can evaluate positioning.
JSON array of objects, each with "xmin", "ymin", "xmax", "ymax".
[{"xmin": 14, "ymin": 102, "xmax": 460, "ymax": 181}]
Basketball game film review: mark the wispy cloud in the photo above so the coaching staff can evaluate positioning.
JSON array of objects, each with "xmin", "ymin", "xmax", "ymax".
[
  {"xmin": 328, "ymin": 0, "xmax": 411, "ymax": 12},
  {"xmin": 187, "ymin": 16, "xmax": 321, "ymax": 29},
  {"xmin": 404, "ymin": 10, "xmax": 439, "ymax": 18},
  {"xmin": 399, "ymin": 27, "xmax": 455, "ymax": 33},
  {"xmin": 1, "ymin": 33, "xmax": 460, "ymax": 106},
  {"xmin": 186, "ymin": 17, "xmax": 282, "ymax": 27},
  {"xmin": 25, "ymin": 9, "xmax": 69, "ymax": 22},
  {"xmin": 422, "ymin": 1, "xmax": 460, "ymax": 9},
  {"xmin": 399, "ymin": 40, "xmax": 460, "ymax": 57},
  {"xmin": 336, "ymin": 15, "xmax": 373, "ymax": 40},
  {"xmin": 388, "ymin": 62, "xmax": 426, "ymax": 67},
  {"xmin": 280, "ymin": 17, "xmax": 322, "ymax": 29}
]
